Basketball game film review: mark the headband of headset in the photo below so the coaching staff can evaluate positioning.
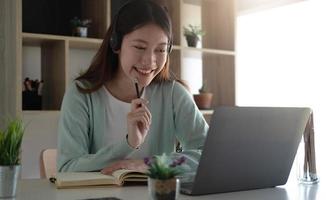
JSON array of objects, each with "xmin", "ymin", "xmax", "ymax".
[{"xmin": 109, "ymin": 0, "xmax": 173, "ymax": 53}]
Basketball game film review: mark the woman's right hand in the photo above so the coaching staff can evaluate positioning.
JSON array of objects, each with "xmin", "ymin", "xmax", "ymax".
[{"xmin": 127, "ymin": 98, "xmax": 152, "ymax": 148}]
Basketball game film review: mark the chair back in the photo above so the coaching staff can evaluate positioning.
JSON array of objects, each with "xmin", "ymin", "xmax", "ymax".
[{"xmin": 40, "ymin": 148, "xmax": 57, "ymax": 179}]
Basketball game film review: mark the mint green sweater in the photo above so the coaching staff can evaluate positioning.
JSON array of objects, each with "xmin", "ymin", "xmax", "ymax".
[{"xmin": 57, "ymin": 80, "xmax": 208, "ymax": 172}]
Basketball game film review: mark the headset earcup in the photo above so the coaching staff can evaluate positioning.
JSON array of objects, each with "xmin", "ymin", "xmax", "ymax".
[
  {"xmin": 110, "ymin": 32, "xmax": 119, "ymax": 51},
  {"xmin": 168, "ymin": 44, "xmax": 173, "ymax": 53}
]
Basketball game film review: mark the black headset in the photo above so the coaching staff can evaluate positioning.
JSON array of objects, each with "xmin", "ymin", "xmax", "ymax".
[{"xmin": 109, "ymin": 0, "xmax": 173, "ymax": 54}]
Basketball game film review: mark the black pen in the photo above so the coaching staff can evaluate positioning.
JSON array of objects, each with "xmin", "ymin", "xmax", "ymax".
[{"xmin": 134, "ymin": 79, "xmax": 140, "ymax": 98}]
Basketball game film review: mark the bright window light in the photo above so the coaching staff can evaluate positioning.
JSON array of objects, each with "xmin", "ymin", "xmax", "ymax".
[{"xmin": 236, "ymin": 0, "xmax": 326, "ymax": 179}]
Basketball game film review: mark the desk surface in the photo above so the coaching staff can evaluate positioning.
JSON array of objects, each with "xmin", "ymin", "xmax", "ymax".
[{"xmin": 13, "ymin": 178, "xmax": 324, "ymax": 200}]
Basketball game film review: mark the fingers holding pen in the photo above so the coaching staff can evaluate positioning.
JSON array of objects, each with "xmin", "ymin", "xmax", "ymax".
[
  {"xmin": 138, "ymin": 105, "xmax": 152, "ymax": 126},
  {"xmin": 127, "ymin": 98, "xmax": 151, "ymax": 148},
  {"xmin": 131, "ymin": 98, "xmax": 149, "ymax": 110},
  {"xmin": 128, "ymin": 106, "xmax": 152, "ymax": 129}
]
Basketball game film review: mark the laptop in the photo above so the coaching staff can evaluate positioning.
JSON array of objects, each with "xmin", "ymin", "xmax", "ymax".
[{"xmin": 181, "ymin": 106, "xmax": 311, "ymax": 195}]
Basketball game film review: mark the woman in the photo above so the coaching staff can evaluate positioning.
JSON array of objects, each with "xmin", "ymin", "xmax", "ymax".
[{"xmin": 57, "ymin": 0, "xmax": 208, "ymax": 175}]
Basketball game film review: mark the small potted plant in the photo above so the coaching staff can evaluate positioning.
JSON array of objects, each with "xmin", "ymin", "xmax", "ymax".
[
  {"xmin": 70, "ymin": 17, "xmax": 92, "ymax": 37},
  {"xmin": 144, "ymin": 154, "xmax": 186, "ymax": 200},
  {"xmin": 0, "ymin": 119, "xmax": 25, "ymax": 198},
  {"xmin": 183, "ymin": 24, "xmax": 205, "ymax": 47},
  {"xmin": 193, "ymin": 82, "xmax": 213, "ymax": 110}
]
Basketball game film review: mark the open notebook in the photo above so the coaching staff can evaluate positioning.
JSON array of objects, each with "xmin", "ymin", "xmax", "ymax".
[{"xmin": 54, "ymin": 169, "xmax": 147, "ymax": 188}]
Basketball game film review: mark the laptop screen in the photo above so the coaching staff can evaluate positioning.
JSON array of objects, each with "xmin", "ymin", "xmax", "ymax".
[{"xmin": 182, "ymin": 106, "xmax": 311, "ymax": 195}]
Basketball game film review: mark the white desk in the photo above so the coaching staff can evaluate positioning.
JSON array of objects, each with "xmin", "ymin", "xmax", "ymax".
[{"xmin": 11, "ymin": 178, "xmax": 323, "ymax": 200}]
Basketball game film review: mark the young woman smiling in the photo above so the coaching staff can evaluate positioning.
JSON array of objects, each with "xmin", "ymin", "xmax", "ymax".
[{"xmin": 57, "ymin": 0, "xmax": 208, "ymax": 175}]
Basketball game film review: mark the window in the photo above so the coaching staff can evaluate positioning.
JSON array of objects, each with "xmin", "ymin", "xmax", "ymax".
[{"xmin": 236, "ymin": 0, "xmax": 326, "ymax": 179}]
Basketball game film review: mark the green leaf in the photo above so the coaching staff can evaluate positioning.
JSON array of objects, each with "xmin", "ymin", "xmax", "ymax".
[
  {"xmin": 145, "ymin": 153, "xmax": 186, "ymax": 180},
  {"xmin": 183, "ymin": 24, "xmax": 205, "ymax": 38},
  {"xmin": 0, "ymin": 119, "xmax": 24, "ymax": 165}
]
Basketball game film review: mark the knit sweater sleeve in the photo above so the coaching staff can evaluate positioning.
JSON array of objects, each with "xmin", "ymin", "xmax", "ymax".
[
  {"xmin": 57, "ymin": 82, "xmax": 135, "ymax": 172},
  {"xmin": 171, "ymin": 81, "xmax": 209, "ymax": 175}
]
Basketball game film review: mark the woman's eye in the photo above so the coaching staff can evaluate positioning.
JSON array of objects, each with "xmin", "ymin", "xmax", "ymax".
[
  {"xmin": 134, "ymin": 46, "xmax": 146, "ymax": 50},
  {"xmin": 156, "ymin": 49, "xmax": 166, "ymax": 53}
]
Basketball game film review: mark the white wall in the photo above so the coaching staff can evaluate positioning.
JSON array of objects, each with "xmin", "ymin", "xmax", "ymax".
[
  {"xmin": 68, "ymin": 48, "xmax": 96, "ymax": 85},
  {"xmin": 237, "ymin": 0, "xmax": 306, "ymax": 15},
  {"xmin": 22, "ymin": 46, "xmax": 41, "ymax": 80},
  {"xmin": 22, "ymin": 111, "xmax": 60, "ymax": 178},
  {"xmin": 22, "ymin": 46, "xmax": 97, "ymax": 84}
]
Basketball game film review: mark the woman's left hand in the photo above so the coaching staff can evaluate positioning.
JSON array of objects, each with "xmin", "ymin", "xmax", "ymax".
[{"xmin": 101, "ymin": 159, "xmax": 148, "ymax": 175}]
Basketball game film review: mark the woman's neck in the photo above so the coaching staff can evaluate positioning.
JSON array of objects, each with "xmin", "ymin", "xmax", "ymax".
[{"xmin": 105, "ymin": 77, "xmax": 139, "ymax": 103}]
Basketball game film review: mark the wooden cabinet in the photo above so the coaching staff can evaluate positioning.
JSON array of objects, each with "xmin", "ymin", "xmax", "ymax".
[
  {"xmin": 201, "ymin": 0, "xmax": 235, "ymax": 107},
  {"xmin": 21, "ymin": 0, "xmax": 109, "ymax": 111},
  {"xmin": 22, "ymin": 33, "xmax": 102, "ymax": 110},
  {"xmin": 165, "ymin": 0, "xmax": 236, "ymax": 108},
  {"xmin": 19, "ymin": 0, "xmax": 235, "ymax": 112}
]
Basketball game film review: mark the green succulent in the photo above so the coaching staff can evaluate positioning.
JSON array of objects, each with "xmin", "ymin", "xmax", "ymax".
[
  {"xmin": 0, "ymin": 119, "xmax": 25, "ymax": 165},
  {"xmin": 199, "ymin": 81, "xmax": 209, "ymax": 93},
  {"xmin": 144, "ymin": 153, "xmax": 187, "ymax": 180},
  {"xmin": 183, "ymin": 24, "xmax": 205, "ymax": 39},
  {"xmin": 70, "ymin": 17, "xmax": 92, "ymax": 28}
]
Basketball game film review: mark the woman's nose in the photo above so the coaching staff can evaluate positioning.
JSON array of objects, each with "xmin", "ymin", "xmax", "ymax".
[{"xmin": 141, "ymin": 50, "xmax": 156, "ymax": 67}]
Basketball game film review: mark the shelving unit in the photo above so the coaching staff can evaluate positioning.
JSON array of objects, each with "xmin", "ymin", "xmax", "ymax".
[
  {"xmin": 20, "ymin": 0, "xmax": 235, "ymax": 112},
  {"xmin": 201, "ymin": 0, "xmax": 235, "ymax": 106},
  {"xmin": 20, "ymin": 0, "xmax": 110, "ymax": 111},
  {"xmin": 166, "ymin": 0, "xmax": 236, "ymax": 107},
  {"xmin": 22, "ymin": 33, "xmax": 101, "ymax": 110}
]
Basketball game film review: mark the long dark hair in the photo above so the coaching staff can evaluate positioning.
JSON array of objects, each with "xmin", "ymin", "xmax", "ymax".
[{"xmin": 76, "ymin": 0, "xmax": 175, "ymax": 93}]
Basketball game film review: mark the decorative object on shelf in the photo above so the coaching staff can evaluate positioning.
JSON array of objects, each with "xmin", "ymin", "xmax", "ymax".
[
  {"xmin": 0, "ymin": 119, "xmax": 25, "ymax": 198},
  {"xmin": 22, "ymin": 78, "xmax": 43, "ymax": 110},
  {"xmin": 193, "ymin": 82, "xmax": 213, "ymax": 110},
  {"xmin": 144, "ymin": 154, "xmax": 186, "ymax": 200},
  {"xmin": 183, "ymin": 24, "xmax": 205, "ymax": 47},
  {"xmin": 70, "ymin": 17, "xmax": 92, "ymax": 37}
]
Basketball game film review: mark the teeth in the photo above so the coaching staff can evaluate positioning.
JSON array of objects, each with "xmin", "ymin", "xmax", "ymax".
[{"xmin": 136, "ymin": 68, "xmax": 153, "ymax": 75}]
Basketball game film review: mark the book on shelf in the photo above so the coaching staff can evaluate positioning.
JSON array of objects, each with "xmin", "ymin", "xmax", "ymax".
[{"xmin": 54, "ymin": 169, "xmax": 147, "ymax": 188}]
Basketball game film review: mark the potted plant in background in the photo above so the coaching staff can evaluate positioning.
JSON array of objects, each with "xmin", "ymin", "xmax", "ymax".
[
  {"xmin": 193, "ymin": 82, "xmax": 213, "ymax": 110},
  {"xmin": 70, "ymin": 17, "xmax": 92, "ymax": 37},
  {"xmin": 0, "ymin": 119, "xmax": 25, "ymax": 198},
  {"xmin": 144, "ymin": 154, "xmax": 186, "ymax": 200},
  {"xmin": 183, "ymin": 24, "xmax": 205, "ymax": 48}
]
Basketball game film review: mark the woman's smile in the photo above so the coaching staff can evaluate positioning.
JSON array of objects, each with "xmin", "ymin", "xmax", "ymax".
[{"xmin": 133, "ymin": 66, "xmax": 156, "ymax": 76}]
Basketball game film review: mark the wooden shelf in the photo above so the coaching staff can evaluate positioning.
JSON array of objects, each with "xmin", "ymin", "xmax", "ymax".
[
  {"xmin": 23, "ymin": 32, "xmax": 102, "ymax": 49},
  {"xmin": 173, "ymin": 45, "xmax": 235, "ymax": 56},
  {"xmin": 22, "ymin": 33, "xmax": 65, "ymax": 46},
  {"xmin": 69, "ymin": 37, "xmax": 102, "ymax": 49},
  {"xmin": 22, "ymin": 110, "xmax": 61, "ymax": 114},
  {"xmin": 22, "ymin": 0, "xmax": 110, "ymax": 39}
]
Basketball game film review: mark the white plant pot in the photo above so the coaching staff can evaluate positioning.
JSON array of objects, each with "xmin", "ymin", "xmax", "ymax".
[
  {"xmin": 77, "ymin": 27, "xmax": 88, "ymax": 37},
  {"xmin": 0, "ymin": 165, "xmax": 21, "ymax": 198}
]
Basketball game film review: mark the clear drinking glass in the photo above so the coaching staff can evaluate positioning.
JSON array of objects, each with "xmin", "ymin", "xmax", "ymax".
[{"xmin": 296, "ymin": 136, "xmax": 319, "ymax": 184}]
